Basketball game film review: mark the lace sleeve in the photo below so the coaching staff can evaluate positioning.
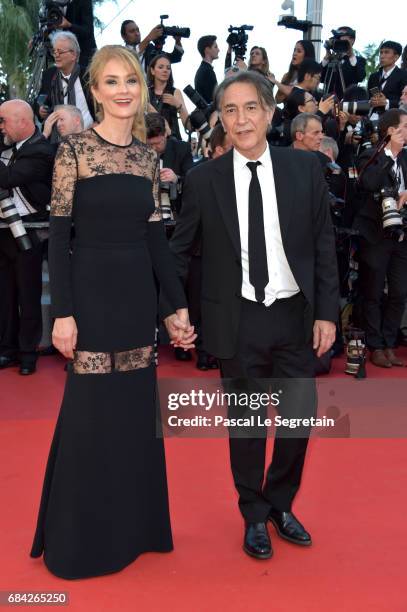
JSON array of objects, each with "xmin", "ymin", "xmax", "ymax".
[
  {"xmin": 50, "ymin": 139, "xmax": 78, "ymax": 217},
  {"xmin": 48, "ymin": 139, "xmax": 77, "ymax": 318},
  {"xmin": 148, "ymin": 154, "xmax": 162, "ymax": 222}
]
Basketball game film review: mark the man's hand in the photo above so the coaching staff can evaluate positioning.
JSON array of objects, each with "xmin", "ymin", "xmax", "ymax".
[
  {"xmin": 397, "ymin": 190, "xmax": 407, "ymax": 210},
  {"xmin": 164, "ymin": 308, "xmax": 196, "ymax": 349},
  {"xmin": 148, "ymin": 25, "xmax": 163, "ymax": 42},
  {"xmin": 313, "ymin": 320, "xmax": 336, "ymax": 357},
  {"xmin": 39, "ymin": 105, "xmax": 50, "ymax": 120},
  {"xmin": 52, "ymin": 316, "xmax": 78, "ymax": 360},
  {"xmin": 338, "ymin": 110, "xmax": 350, "ymax": 131},
  {"xmin": 160, "ymin": 168, "xmax": 177, "ymax": 183},
  {"xmin": 370, "ymin": 92, "xmax": 387, "ymax": 108},
  {"xmin": 388, "ymin": 126, "xmax": 406, "ymax": 155},
  {"xmin": 60, "ymin": 17, "xmax": 72, "ymax": 29},
  {"xmin": 42, "ymin": 110, "xmax": 60, "ymax": 138}
]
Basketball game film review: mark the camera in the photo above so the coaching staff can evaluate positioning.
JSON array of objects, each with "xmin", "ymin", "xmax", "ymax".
[
  {"xmin": 341, "ymin": 100, "xmax": 371, "ymax": 116},
  {"xmin": 0, "ymin": 189, "xmax": 33, "ymax": 251},
  {"xmin": 183, "ymin": 85, "xmax": 213, "ymax": 139},
  {"xmin": 380, "ymin": 187, "xmax": 407, "ymax": 241},
  {"xmin": 226, "ymin": 24, "xmax": 253, "ymax": 60},
  {"xmin": 40, "ymin": 0, "xmax": 72, "ymax": 29},
  {"xmin": 324, "ymin": 29, "xmax": 350, "ymax": 58},
  {"xmin": 154, "ymin": 14, "xmax": 190, "ymax": 51}
]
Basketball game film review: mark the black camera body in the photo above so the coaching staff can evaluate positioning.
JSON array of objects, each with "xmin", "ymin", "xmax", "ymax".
[
  {"xmin": 183, "ymin": 86, "xmax": 213, "ymax": 139},
  {"xmin": 227, "ymin": 24, "xmax": 253, "ymax": 60},
  {"xmin": 40, "ymin": 0, "xmax": 72, "ymax": 29},
  {"xmin": 154, "ymin": 14, "xmax": 190, "ymax": 51},
  {"xmin": 324, "ymin": 29, "xmax": 350, "ymax": 59}
]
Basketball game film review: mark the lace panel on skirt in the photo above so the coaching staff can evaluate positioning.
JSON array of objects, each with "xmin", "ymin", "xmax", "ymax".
[{"xmin": 72, "ymin": 346, "xmax": 154, "ymax": 374}]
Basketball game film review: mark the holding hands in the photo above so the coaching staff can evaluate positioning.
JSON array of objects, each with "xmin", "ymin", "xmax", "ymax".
[{"xmin": 165, "ymin": 308, "xmax": 196, "ymax": 350}]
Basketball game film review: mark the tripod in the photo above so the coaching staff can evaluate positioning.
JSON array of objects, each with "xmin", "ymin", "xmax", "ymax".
[
  {"xmin": 323, "ymin": 55, "xmax": 346, "ymax": 97},
  {"xmin": 26, "ymin": 27, "xmax": 53, "ymax": 106}
]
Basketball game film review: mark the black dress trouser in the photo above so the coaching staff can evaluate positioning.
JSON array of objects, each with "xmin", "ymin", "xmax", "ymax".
[
  {"xmin": 219, "ymin": 292, "xmax": 316, "ymax": 523},
  {"xmin": 0, "ymin": 229, "xmax": 43, "ymax": 361},
  {"xmin": 358, "ymin": 237, "xmax": 407, "ymax": 350}
]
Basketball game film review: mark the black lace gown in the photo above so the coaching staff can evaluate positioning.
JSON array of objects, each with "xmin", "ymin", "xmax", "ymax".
[{"xmin": 30, "ymin": 129, "xmax": 186, "ymax": 579}]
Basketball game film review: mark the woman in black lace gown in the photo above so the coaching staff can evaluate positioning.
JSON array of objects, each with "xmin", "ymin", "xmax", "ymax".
[{"xmin": 30, "ymin": 46, "xmax": 194, "ymax": 579}]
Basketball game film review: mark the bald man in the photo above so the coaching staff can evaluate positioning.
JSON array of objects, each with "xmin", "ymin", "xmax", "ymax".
[{"xmin": 0, "ymin": 99, "xmax": 55, "ymax": 374}]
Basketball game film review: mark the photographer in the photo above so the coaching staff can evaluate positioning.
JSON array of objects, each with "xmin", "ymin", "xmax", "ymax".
[
  {"xmin": 368, "ymin": 41, "xmax": 407, "ymax": 118},
  {"xmin": 47, "ymin": 0, "xmax": 97, "ymax": 69},
  {"xmin": 120, "ymin": 19, "xmax": 184, "ymax": 73},
  {"xmin": 354, "ymin": 108, "xmax": 407, "ymax": 367},
  {"xmin": 36, "ymin": 31, "xmax": 94, "ymax": 139},
  {"xmin": 42, "ymin": 104, "xmax": 84, "ymax": 140},
  {"xmin": 0, "ymin": 100, "xmax": 54, "ymax": 375},
  {"xmin": 145, "ymin": 112, "xmax": 193, "ymax": 218},
  {"xmin": 320, "ymin": 26, "xmax": 366, "ymax": 99},
  {"xmin": 194, "ymin": 36, "xmax": 220, "ymax": 104}
]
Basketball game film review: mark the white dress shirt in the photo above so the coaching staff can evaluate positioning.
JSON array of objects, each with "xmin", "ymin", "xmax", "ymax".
[
  {"xmin": 233, "ymin": 146, "xmax": 299, "ymax": 307},
  {"xmin": 61, "ymin": 72, "xmax": 93, "ymax": 129}
]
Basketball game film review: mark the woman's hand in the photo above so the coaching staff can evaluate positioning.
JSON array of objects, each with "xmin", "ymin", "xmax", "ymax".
[
  {"xmin": 52, "ymin": 316, "xmax": 78, "ymax": 359},
  {"xmin": 164, "ymin": 309, "xmax": 197, "ymax": 350},
  {"xmin": 162, "ymin": 93, "xmax": 177, "ymax": 107}
]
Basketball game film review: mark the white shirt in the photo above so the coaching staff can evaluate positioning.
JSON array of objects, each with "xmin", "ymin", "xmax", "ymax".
[
  {"xmin": 61, "ymin": 72, "xmax": 93, "ymax": 129},
  {"xmin": 384, "ymin": 147, "xmax": 406, "ymax": 193},
  {"xmin": 233, "ymin": 146, "xmax": 299, "ymax": 307}
]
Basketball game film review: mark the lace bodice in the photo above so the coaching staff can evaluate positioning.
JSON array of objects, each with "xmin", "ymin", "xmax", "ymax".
[{"xmin": 51, "ymin": 128, "xmax": 161, "ymax": 221}]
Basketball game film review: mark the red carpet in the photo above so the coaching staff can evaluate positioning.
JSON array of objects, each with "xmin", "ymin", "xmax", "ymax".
[{"xmin": 1, "ymin": 348, "xmax": 407, "ymax": 611}]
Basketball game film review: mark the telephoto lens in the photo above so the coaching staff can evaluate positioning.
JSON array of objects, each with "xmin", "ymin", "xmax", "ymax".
[
  {"xmin": 381, "ymin": 188, "xmax": 405, "ymax": 241},
  {"xmin": 0, "ymin": 196, "xmax": 33, "ymax": 251}
]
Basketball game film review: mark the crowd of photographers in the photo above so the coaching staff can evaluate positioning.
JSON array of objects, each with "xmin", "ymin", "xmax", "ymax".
[{"xmin": 1, "ymin": 1, "xmax": 407, "ymax": 375}]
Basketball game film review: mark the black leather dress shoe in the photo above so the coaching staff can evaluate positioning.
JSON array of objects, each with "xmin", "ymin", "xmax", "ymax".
[
  {"xmin": 0, "ymin": 355, "xmax": 19, "ymax": 369},
  {"xmin": 268, "ymin": 509, "xmax": 312, "ymax": 546},
  {"xmin": 19, "ymin": 363, "xmax": 36, "ymax": 376},
  {"xmin": 243, "ymin": 522, "xmax": 273, "ymax": 559},
  {"xmin": 174, "ymin": 347, "xmax": 192, "ymax": 362}
]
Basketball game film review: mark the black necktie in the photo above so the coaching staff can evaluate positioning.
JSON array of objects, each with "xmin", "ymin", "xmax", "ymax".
[
  {"xmin": 61, "ymin": 76, "xmax": 69, "ymax": 98},
  {"xmin": 247, "ymin": 161, "xmax": 269, "ymax": 303}
]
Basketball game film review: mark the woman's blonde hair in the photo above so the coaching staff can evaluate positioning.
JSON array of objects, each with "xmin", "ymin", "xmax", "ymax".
[{"xmin": 88, "ymin": 45, "xmax": 147, "ymax": 142}]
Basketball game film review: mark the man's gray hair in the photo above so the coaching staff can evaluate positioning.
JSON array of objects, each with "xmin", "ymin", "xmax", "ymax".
[
  {"xmin": 320, "ymin": 136, "xmax": 339, "ymax": 160},
  {"xmin": 50, "ymin": 30, "xmax": 81, "ymax": 56},
  {"xmin": 54, "ymin": 104, "xmax": 84, "ymax": 129},
  {"xmin": 290, "ymin": 112, "xmax": 321, "ymax": 141},
  {"xmin": 215, "ymin": 70, "xmax": 276, "ymax": 112}
]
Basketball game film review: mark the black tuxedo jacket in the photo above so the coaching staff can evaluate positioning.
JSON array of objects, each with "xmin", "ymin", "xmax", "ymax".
[
  {"xmin": 65, "ymin": 0, "xmax": 97, "ymax": 68},
  {"xmin": 0, "ymin": 130, "xmax": 55, "ymax": 221},
  {"xmin": 367, "ymin": 67, "xmax": 407, "ymax": 112},
  {"xmin": 355, "ymin": 147, "xmax": 407, "ymax": 244},
  {"xmin": 162, "ymin": 137, "xmax": 194, "ymax": 179},
  {"xmin": 163, "ymin": 146, "xmax": 339, "ymax": 359},
  {"xmin": 143, "ymin": 43, "xmax": 183, "ymax": 72},
  {"xmin": 36, "ymin": 65, "xmax": 95, "ymax": 120}
]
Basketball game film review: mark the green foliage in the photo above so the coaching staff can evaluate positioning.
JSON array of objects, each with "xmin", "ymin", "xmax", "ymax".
[{"xmin": 362, "ymin": 42, "xmax": 382, "ymax": 83}]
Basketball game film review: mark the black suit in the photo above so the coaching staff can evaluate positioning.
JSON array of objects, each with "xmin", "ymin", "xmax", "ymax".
[
  {"xmin": 142, "ymin": 43, "xmax": 183, "ymax": 72},
  {"xmin": 354, "ymin": 147, "xmax": 407, "ymax": 349},
  {"xmin": 164, "ymin": 146, "xmax": 339, "ymax": 520},
  {"xmin": 320, "ymin": 55, "xmax": 366, "ymax": 98},
  {"xmin": 65, "ymin": 0, "xmax": 97, "ymax": 68},
  {"xmin": 367, "ymin": 67, "xmax": 407, "ymax": 113},
  {"xmin": 36, "ymin": 65, "xmax": 94, "ymax": 123},
  {"xmin": 0, "ymin": 132, "xmax": 55, "ymax": 363}
]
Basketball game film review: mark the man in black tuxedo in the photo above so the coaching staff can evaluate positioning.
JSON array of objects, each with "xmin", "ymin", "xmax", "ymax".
[
  {"xmin": 0, "ymin": 100, "xmax": 54, "ymax": 374},
  {"xmin": 354, "ymin": 108, "xmax": 407, "ymax": 368},
  {"xmin": 320, "ymin": 26, "xmax": 366, "ymax": 99},
  {"xmin": 163, "ymin": 72, "xmax": 339, "ymax": 559},
  {"xmin": 368, "ymin": 41, "xmax": 407, "ymax": 117},
  {"xmin": 120, "ymin": 20, "xmax": 184, "ymax": 73},
  {"xmin": 36, "ymin": 31, "xmax": 94, "ymax": 141},
  {"xmin": 51, "ymin": 0, "xmax": 97, "ymax": 69}
]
